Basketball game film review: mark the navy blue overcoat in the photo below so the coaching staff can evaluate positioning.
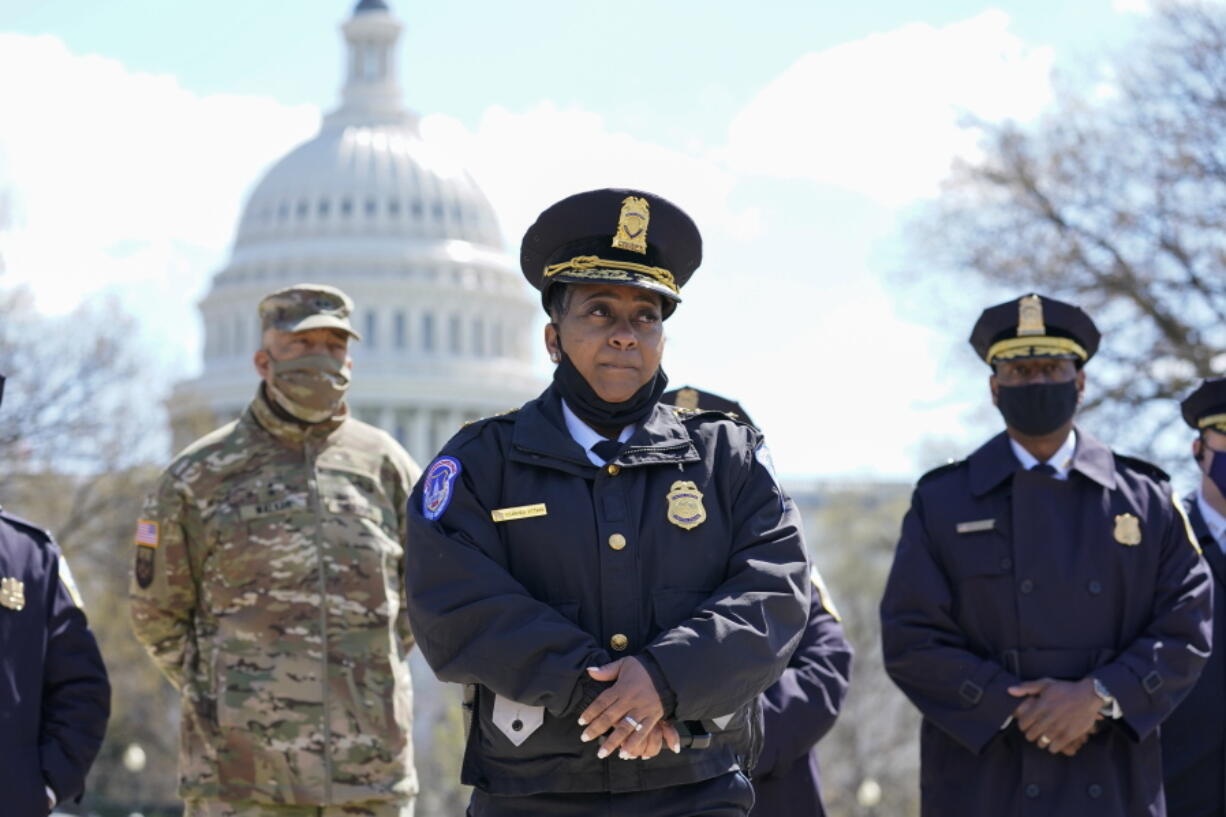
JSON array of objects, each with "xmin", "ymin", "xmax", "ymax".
[
  {"xmin": 750, "ymin": 580, "xmax": 852, "ymax": 817},
  {"xmin": 0, "ymin": 510, "xmax": 110, "ymax": 815},
  {"xmin": 1161, "ymin": 496, "xmax": 1226, "ymax": 817},
  {"xmin": 881, "ymin": 430, "xmax": 1212, "ymax": 817}
]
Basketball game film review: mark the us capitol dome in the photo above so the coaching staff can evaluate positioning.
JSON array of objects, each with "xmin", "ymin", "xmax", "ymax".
[{"xmin": 170, "ymin": 0, "xmax": 541, "ymax": 457}]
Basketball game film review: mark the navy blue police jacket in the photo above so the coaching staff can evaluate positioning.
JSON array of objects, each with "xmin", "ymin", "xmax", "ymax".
[
  {"xmin": 0, "ymin": 509, "xmax": 110, "ymax": 815},
  {"xmin": 1160, "ymin": 495, "xmax": 1226, "ymax": 817},
  {"xmin": 880, "ymin": 429, "xmax": 1212, "ymax": 817},
  {"xmin": 404, "ymin": 386, "xmax": 810, "ymax": 796},
  {"xmin": 750, "ymin": 580, "xmax": 852, "ymax": 817}
]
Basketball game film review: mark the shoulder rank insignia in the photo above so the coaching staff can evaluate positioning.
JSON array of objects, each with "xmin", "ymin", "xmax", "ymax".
[
  {"xmin": 1114, "ymin": 513, "xmax": 1142, "ymax": 546},
  {"xmin": 0, "ymin": 577, "xmax": 25, "ymax": 611},
  {"xmin": 666, "ymin": 480, "xmax": 706, "ymax": 530},
  {"xmin": 612, "ymin": 195, "xmax": 650, "ymax": 254}
]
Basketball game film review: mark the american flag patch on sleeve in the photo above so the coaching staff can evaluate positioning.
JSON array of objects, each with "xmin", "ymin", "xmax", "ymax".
[{"xmin": 134, "ymin": 519, "xmax": 160, "ymax": 548}]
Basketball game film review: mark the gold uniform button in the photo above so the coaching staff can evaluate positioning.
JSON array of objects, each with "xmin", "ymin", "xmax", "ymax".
[
  {"xmin": 608, "ymin": 533, "xmax": 627, "ymax": 551},
  {"xmin": 606, "ymin": 464, "xmax": 622, "ymax": 476},
  {"xmin": 610, "ymin": 633, "xmax": 629, "ymax": 651}
]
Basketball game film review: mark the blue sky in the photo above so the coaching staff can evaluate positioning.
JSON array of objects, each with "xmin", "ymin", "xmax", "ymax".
[{"xmin": 0, "ymin": 0, "xmax": 1158, "ymax": 478}]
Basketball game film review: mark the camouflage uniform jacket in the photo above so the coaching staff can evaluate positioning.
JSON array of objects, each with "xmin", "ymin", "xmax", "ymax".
[{"xmin": 129, "ymin": 387, "xmax": 421, "ymax": 806}]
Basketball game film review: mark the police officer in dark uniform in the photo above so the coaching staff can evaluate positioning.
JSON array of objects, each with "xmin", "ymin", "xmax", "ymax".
[
  {"xmin": 880, "ymin": 294, "xmax": 1212, "ymax": 817},
  {"xmin": 0, "ymin": 374, "xmax": 111, "ymax": 816},
  {"xmin": 664, "ymin": 386, "xmax": 853, "ymax": 817},
  {"xmin": 404, "ymin": 189, "xmax": 810, "ymax": 817},
  {"xmin": 1162, "ymin": 378, "xmax": 1226, "ymax": 816}
]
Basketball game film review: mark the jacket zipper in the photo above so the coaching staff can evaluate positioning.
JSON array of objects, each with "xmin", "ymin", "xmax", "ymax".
[{"xmin": 305, "ymin": 439, "xmax": 334, "ymax": 803}]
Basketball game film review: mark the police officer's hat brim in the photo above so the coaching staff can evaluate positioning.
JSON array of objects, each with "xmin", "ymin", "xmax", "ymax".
[
  {"xmin": 1181, "ymin": 377, "xmax": 1226, "ymax": 431},
  {"xmin": 520, "ymin": 188, "xmax": 701, "ymax": 317},
  {"xmin": 969, "ymin": 294, "xmax": 1100, "ymax": 366},
  {"xmin": 273, "ymin": 314, "xmax": 362, "ymax": 341}
]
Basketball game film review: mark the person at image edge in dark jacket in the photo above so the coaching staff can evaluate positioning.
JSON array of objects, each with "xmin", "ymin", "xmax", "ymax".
[
  {"xmin": 664, "ymin": 386, "xmax": 853, "ymax": 817},
  {"xmin": 0, "ymin": 373, "xmax": 111, "ymax": 816},
  {"xmin": 880, "ymin": 293, "xmax": 1212, "ymax": 817},
  {"xmin": 403, "ymin": 189, "xmax": 810, "ymax": 817},
  {"xmin": 1162, "ymin": 377, "xmax": 1226, "ymax": 817}
]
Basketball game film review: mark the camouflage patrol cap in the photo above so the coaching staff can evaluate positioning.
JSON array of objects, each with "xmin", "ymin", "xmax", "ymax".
[{"xmin": 257, "ymin": 283, "xmax": 361, "ymax": 340}]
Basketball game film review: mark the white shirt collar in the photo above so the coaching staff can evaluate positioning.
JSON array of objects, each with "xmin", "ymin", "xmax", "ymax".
[
  {"xmin": 1009, "ymin": 429, "xmax": 1078, "ymax": 481},
  {"xmin": 561, "ymin": 399, "xmax": 635, "ymax": 466},
  {"xmin": 1196, "ymin": 485, "xmax": 1226, "ymax": 551}
]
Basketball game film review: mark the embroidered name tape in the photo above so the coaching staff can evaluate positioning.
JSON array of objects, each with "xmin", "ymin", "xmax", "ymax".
[
  {"xmin": 491, "ymin": 503, "xmax": 548, "ymax": 523},
  {"xmin": 956, "ymin": 519, "xmax": 996, "ymax": 534}
]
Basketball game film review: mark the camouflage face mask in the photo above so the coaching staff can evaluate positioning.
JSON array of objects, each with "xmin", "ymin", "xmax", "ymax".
[{"xmin": 265, "ymin": 353, "xmax": 351, "ymax": 423}]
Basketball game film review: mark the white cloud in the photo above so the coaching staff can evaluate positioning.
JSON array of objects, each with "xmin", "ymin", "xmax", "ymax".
[
  {"xmin": 1112, "ymin": 0, "xmax": 1151, "ymax": 14},
  {"xmin": 722, "ymin": 10, "xmax": 1054, "ymax": 205},
  {"xmin": 420, "ymin": 103, "xmax": 761, "ymax": 249},
  {"xmin": 0, "ymin": 33, "xmax": 318, "ymax": 365}
]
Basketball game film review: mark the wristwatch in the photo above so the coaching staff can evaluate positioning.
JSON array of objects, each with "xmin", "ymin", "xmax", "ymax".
[{"xmin": 1092, "ymin": 677, "xmax": 1122, "ymax": 719}]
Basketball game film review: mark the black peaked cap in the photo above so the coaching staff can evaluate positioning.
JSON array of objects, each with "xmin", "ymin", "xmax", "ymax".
[
  {"xmin": 969, "ymin": 293, "xmax": 1101, "ymax": 365},
  {"xmin": 520, "ymin": 188, "xmax": 701, "ymax": 317},
  {"xmin": 1181, "ymin": 377, "xmax": 1226, "ymax": 430}
]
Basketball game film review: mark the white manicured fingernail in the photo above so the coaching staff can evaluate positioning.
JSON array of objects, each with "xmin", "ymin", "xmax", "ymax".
[
  {"xmin": 597, "ymin": 747, "xmax": 610, "ymax": 759},
  {"xmin": 578, "ymin": 717, "xmax": 587, "ymax": 726}
]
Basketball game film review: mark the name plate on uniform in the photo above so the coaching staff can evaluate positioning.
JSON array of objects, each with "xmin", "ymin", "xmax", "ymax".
[
  {"xmin": 956, "ymin": 518, "xmax": 996, "ymax": 534},
  {"xmin": 491, "ymin": 503, "xmax": 548, "ymax": 523}
]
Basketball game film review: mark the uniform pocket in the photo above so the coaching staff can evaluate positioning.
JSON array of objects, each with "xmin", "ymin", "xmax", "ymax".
[
  {"xmin": 490, "ymin": 694, "xmax": 545, "ymax": 747},
  {"xmin": 947, "ymin": 532, "xmax": 1012, "ymax": 579}
]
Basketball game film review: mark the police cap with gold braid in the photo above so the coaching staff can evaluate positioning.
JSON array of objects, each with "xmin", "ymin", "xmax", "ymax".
[
  {"xmin": 1181, "ymin": 378, "xmax": 1226, "ymax": 433},
  {"xmin": 969, "ymin": 293, "xmax": 1100, "ymax": 367},
  {"xmin": 520, "ymin": 188, "xmax": 702, "ymax": 318}
]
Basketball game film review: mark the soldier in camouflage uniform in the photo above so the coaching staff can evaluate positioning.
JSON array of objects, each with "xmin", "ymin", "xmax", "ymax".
[{"xmin": 130, "ymin": 284, "xmax": 421, "ymax": 817}]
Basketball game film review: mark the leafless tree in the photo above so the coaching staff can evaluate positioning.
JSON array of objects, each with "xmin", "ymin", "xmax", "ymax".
[{"xmin": 910, "ymin": 1, "xmax": 1226, "ymax": 469}]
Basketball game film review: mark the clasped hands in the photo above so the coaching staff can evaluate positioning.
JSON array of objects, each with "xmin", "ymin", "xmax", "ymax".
[
  {"xmin": 1008, "ymin": 677, "xmax": 1104, "ymax": 756},
  {"xmin": 578, "ymin": 656, "xmax": 681, "ymax": 760}
]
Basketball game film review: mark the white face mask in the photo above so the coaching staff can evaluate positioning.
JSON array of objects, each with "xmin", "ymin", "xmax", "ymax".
[{"xmin": 265, "ymin": 353, "xmax": 350, "ymax": 423}]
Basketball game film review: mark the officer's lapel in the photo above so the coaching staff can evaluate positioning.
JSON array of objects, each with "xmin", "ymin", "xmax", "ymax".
[
  {"xmin": 1067, "ymin": 428, "xmax": 1116, "ymax": 489},
  {"xmin": 968, "ymin": 433, "xmax": 1021, "ymax": 497}
]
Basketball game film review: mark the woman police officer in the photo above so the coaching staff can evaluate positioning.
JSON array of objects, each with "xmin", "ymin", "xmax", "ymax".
[{"xmin": 404, "ymin": 188, "xmax": 810, "ymax": 816}]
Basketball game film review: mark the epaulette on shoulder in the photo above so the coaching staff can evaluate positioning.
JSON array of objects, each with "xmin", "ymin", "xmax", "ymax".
[
  {"xmin": 1115, "ymin": 453, "xmax": 1171, "ymax": 484},
  {"xmin": 0, "ymin": 509, "xmax": 53, "ymax": 545},
  {"xmin": 917, "ymin": 459, "xmax": 967, "ymax": 486},
  {"xmin": 460, "ymin": 407, "xmax": 519, "ymax": 430}
]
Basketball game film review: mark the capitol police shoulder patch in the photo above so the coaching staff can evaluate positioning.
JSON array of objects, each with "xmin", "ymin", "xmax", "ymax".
[{"xmin": 422, "ymin": 456, "xmax": 462, "ymax": 521}]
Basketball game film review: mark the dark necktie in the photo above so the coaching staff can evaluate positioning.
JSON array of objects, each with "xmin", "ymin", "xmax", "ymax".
[
  {"xmin": 1031, "ymin": 463, "xmax": 1057, "ymax": 476},
  {"xmin": 591, "ymin": 439, "xmax": 623, "ymax": 463}
]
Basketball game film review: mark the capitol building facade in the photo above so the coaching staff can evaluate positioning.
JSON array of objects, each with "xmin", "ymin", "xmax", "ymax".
[{"xmin": 170, "ymin": 0, "xmax": 541, "ymax": 458}]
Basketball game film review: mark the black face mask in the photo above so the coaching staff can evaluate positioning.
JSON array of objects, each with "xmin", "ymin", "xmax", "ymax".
[
  {"xmin": 552, "ymin": 352, "xmax": 668, "ymax": 430},
  {"xmin": 996, "ymin": 380, "xmax": 1079, "ymax": 436}
]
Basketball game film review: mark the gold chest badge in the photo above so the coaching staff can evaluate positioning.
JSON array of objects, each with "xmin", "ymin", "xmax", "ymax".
[
  {"xmin": 666, "ymin": 480, "xmax": 706, "ymax": 530},
  {"xmin": 0, "ymin": 577, "xmax": 25, "ymax": 611},
  {"xmin": 1114, "ymin": 513, "xmax": 1142, "ymax": 546}
]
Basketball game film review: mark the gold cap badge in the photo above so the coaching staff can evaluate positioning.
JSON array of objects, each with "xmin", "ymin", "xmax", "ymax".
[
  {"xmin": 1114, "ymin": 513, "xmax": 1142, "ymax": 546},
  {"xmin": 612, "ymin": 196, "xmax": 650, "ymax": 255},
  {"xmin": 675, "ymin": 388, "xmax": 700, "ymax": 410},
  {"xmin": 666, "ymin": 480, "xmax": 707, "ymax": 530},
  {"xmin": 1017, "ymin": 294, "xmax": 1045, "ymax": 337},
  {"xmin": 0, "ymin": 577, "xmax": 25, "ymax": 611}
]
